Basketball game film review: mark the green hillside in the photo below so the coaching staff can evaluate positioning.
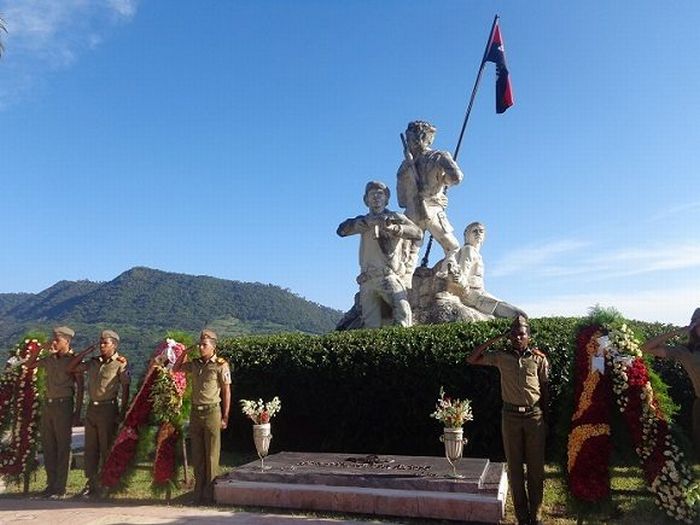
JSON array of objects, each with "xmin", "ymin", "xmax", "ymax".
[{"xmin": 0, "ymin": 267, "xmax": 342, "ymax": 373}]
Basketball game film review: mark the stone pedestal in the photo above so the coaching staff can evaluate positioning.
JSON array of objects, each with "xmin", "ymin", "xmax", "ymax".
[{"xmin": 215, "ymin": 452, "xmax": 507, "ymax": 523}]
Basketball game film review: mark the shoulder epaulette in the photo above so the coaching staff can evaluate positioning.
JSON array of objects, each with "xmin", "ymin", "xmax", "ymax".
[
  {"xmin": 216, "ymin": 357, "xmax": 227, "ymax": 365},
  {"xmin": 532, "ymin": 348, "xmax": 547, "ymax": 358},
  {"xmin": 116, "ymin": 355, "xmax": 127, "ymax": 363}
]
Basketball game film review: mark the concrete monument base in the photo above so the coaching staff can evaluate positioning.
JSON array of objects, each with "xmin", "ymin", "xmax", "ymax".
[{"xmin": 215, "ymin": 452, "xmax": 507, "ymax": 523}]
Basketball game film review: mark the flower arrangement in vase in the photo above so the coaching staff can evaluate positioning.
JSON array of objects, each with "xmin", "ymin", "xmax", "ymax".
[{"xmin": 240, "ymin": 397, "xmax": 282, "ymax": 471}]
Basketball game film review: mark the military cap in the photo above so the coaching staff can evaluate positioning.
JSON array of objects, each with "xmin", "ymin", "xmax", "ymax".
[
  {"xmin": 100, "ymin": 329, "xmax": 120, "ymax": 342},
  {"xmin": 510, "ymin": 314, "xmax": 530, "ymax": 334},
  {"xmin": 200, "ymin": 329, "xmax": 218, "ymax": 341},
  {"xmin": 53, "ymin": 326, "xmax": 75, "ymax": 339}
]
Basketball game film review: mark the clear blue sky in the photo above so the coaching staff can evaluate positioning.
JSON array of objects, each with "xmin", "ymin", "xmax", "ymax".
[{"xmin": 1, "ymin": 1, "xmax": 698, "ymax": 325}]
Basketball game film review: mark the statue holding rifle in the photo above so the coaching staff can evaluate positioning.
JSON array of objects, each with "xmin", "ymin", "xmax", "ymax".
[
  {"xmin": 397, "ymin": 120, "xmax": 464, "ymax": 279},
  {"xmin": 337, "ymin": 181, "xmax": 422, "ymax": 328}
]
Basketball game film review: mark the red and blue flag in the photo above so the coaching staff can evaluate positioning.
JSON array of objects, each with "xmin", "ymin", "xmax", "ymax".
[{"xmin": 483, "ymin": 21, "xmax": 514, "ymax": 114}]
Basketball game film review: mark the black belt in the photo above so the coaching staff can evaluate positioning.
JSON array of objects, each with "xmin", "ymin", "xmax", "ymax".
[
  {"xmin": 47, "ymin": 396, "xmax": 72, "ymax": 403},
  {"xmin": 503, "ymin": 401, "xmax": 540, "ymax": 413}
]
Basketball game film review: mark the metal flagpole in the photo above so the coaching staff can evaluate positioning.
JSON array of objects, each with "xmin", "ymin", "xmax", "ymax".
[
  {"xmin": 421, "ymin": 15, "xmax": 499, "ymax": 267},
  {"xmin": 453, "ymin": 14, "xmax": 499, "ymax": 161}
]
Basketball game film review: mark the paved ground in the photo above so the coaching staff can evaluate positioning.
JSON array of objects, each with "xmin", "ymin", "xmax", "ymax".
[{"xmin": 0, "ymin": 498, "xmax": 397, "ymax": 525}]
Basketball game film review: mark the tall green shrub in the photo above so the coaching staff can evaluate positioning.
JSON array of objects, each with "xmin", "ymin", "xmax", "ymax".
[{"xmin": 219, "ymin": 318, "xmax": 690, "ymax": 459}]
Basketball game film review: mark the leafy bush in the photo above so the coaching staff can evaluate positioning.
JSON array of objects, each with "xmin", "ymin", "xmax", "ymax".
[{"xmin": 219, "ymin": 317, "xmax": 693, "ymax": 460}]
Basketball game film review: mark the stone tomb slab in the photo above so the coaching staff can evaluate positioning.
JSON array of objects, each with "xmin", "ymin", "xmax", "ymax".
[{"xmin": 215, "ymin": 452, "xmax": 507, "ymax": 523}]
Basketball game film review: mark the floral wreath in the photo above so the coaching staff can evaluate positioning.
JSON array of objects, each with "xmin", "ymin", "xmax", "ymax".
[
  {"xmin": 0, "ymin": 339, "xmax": 42, "ymax": 479},
  {"xmin": 567, "ymin": 316, "xmax": 697, "ymax": 523},
  {"xmin": 101, "ymin": 338, "xmax": 188, "ymax": 491}
]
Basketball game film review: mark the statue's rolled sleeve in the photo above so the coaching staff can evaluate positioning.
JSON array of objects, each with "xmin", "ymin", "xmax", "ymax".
[
  {"xmin": 438, "ymin": 151, "xmax": 464, "ymax": 187},
  {"xmin": 337, "ymin": 216, "xmax": 368, "ymax": 237},
  {"xmin": 395, "ymin": 214, "xmax": 422, "ymax": 240}
]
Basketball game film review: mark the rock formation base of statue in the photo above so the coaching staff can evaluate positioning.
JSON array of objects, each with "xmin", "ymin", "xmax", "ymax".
[{"xmin": 409, "ymin": 266, "xmax": 494, "ymax": 325}]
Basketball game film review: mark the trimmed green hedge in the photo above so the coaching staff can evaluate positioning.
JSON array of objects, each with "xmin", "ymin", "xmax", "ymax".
[{"xmin": 219, "ymin": 317, "xmax": 692, "ymax": 459}]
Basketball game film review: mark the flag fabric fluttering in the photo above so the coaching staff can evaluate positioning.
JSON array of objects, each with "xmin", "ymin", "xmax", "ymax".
[{"xmin": 483, "ymin": 20, "xmax": 514, "ymax": 113}]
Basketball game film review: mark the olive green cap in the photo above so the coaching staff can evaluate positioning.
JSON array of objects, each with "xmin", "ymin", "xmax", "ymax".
[
  {"xmin": 200, "ymin": 329, "xmax": 218, "ymax": 341},
  {"xmin": 53, "ymin": 326, "xmax": 75, "ymax": 339},
  {"xmin": 100, "ymin": 329, "xmax": 120, "ymax": 342}
]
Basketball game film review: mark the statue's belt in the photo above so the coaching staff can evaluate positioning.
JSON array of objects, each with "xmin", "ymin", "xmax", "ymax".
[{"xmin": 356, "ymin": 268, "xmax": 397, "ymax": 283}]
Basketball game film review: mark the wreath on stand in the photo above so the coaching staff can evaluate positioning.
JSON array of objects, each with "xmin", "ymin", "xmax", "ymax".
[
  {"xmin": 101, "ymin": 337, "xmax": 189, "ymax": 492},
  {"xmin": 0, "ymin": 338, "xmax": 43, "ymax": 481},
  {"xmin": 567, "ymin": 310, "xmax": 698, "ymax": 523}
]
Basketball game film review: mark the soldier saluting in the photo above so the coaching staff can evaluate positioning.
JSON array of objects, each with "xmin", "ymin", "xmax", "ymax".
[
  {"xmin": 467, "ymin": 316, "xmax": 549, "ymax": 525},
  {"xmin": 67, "ymin": 329, "xmax": 130, "ymax": 498},
  {"xmin": 172, "ymin": 329, "xmax": 231, "ymax": 505},
  {"xmin": 25, "ymin": 326, "xmax": 84, "ymax": 499}
]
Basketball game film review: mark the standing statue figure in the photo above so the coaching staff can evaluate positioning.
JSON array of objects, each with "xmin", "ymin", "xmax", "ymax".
[
  {"xmin": 337, "ymin": 181, "xmax": 422, "ymax": 328},
  {"xmin": 397, "ymin": 120, "xmax": 464, "ymax": 277},
  {"xmin": 449, "ymin": 222, "xmax": 526, "ymax": 318}
]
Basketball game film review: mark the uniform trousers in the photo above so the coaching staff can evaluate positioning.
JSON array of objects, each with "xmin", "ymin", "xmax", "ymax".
[
  {"xmin": 41, "ymin": 398, "xmax": 73, "ymax": 494},
  {"xmin": 84, "ymin": 402, "xmax": 118, "ymax": 491},
  {"xmin": 501, "ymin": 408, "xmax": 546, "ymax": 523},
  {"xmin": 190, "ymin": 405, "xmax": 221, "ymax": 503}
]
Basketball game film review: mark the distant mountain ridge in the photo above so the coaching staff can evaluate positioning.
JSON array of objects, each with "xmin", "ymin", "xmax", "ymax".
[{"xmin": 0, "ymin": 267, "xmax": 342, "ymax": 372}]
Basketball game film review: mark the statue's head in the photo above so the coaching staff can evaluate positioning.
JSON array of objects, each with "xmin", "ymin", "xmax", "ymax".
[
  {"xmin": 464, "ymin": 222, "xmax": 486, "ymax": 246},
  {"xmin": 363, "ymin": 180, "xmax": 390, "ymax": 210},
  {"xmin": 406, "ymin": 120, "xmax": 436, "ymax": 149}
]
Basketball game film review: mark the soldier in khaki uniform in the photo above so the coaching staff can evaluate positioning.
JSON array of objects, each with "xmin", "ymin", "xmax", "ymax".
[
  {"xmin": 467, "ymin": 316, "xmax": 549, "ymax": 525},
  {"xmin": 25, "ymin": 326, "xmax": 84, "ymax": 498},
  {"xmin": 68, "ymin": 329, "xmax": 130, "ymax": 497},
  {"xmin": 173, "ymin": 329, "xmax": 231, "ymax": 505},
  {"xmin": 642, "ymin": 307, "xmax": 700, "ymax": 458}
]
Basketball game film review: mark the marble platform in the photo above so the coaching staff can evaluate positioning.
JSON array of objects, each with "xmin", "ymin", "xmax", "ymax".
[{"xmin": 215, "ymin": 452, "xmax": 507, "ymax": 523}]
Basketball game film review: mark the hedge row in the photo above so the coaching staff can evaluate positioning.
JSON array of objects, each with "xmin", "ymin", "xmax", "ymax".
[{"xmin": 219, "ymin": 317, "xmax": 692, "ymax": 460}]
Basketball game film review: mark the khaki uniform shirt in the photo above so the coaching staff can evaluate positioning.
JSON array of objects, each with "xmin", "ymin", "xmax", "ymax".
[
  {"xmin": 479, "ymin": 347, "xmax": 549, "ymax": 406},
  {"xmin": 38, "ymin": 351, "xmax": 76, "ymax": 399},
  {"xmin": 183, "ymin": 356, "xmax": 232, "ymax": 405},
  {"xmin": 654, "ymin": 346, "xmax": 700, "ymax": 397},
  {"xmin": 85, "ymin": 352, "xmax": 130, "ymax": 402}
]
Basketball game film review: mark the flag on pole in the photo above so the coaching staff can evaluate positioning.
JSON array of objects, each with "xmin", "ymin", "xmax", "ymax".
[{"xmin": 483, "ymin": 20, "xmax": 514, "ymax": 113}]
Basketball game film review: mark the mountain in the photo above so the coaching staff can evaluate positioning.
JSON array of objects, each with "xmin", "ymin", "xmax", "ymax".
[{"xmin": 0, "ymin": 267, "xmax": 342, "ymax": 373}]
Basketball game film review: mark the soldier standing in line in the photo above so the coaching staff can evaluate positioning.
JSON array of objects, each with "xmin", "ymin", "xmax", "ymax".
[
  {"xmin": 467, "ymin": 316, "xmax": 549, "ymax": 525},
  {"xmin": 67, "ymin": 329, "xmax": 130, "ymax": 498},
  {"xmin": 25, "ymin": 326, "xmax": 84, "ymax": 498},
  {"xmin": 172, "ymin": 329, "xmax": 231, "ymax": 505},
  {"xmin": 641, "ymin": 308, "xmax": 700, "ymax": 458}
]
